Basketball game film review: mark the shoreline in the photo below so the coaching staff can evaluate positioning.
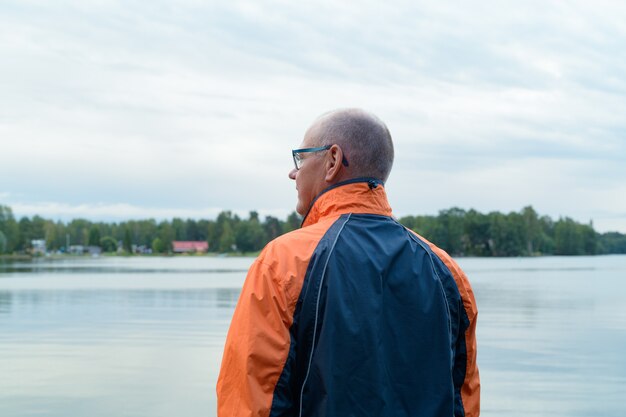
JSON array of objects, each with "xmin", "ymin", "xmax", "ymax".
[{"xmin": 0, "ymin": 252, "xmax": 261, "ymax": 262}]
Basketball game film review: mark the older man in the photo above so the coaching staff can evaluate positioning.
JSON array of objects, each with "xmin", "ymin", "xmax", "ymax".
[{"xmin": 217, "ymin": 109, "xmax": 480, "ymax": 417}]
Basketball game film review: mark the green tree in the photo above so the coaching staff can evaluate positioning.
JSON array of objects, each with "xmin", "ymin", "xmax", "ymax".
[
  {"xmin": 536, "ymin": 215, "xmax": 555, "ymax": 254},
  {"xmin": 429, "ymin": 208, "xmax": 466, "ymax": 255},
  {"xmin": 44, "ymin": 220, "xmax": 59, "ymax": 251},
  {"xmin": 31, "ymin": 216, "xmax": 46, "ymax": 241},
  {"xmin": 219, "ymin": 221, "xmax": 236, "ymax": 252},
  {"xmin": 172, "ymin": 218, "xmax": 187, "ymax": 241},
  {"xmin": 1, "ymin": 203, "xmax": 625, "ymax": 258},
  {"xmin": 581, "ymin": 222, "xmax": 597, "ymax": 255},
  {"xmin": 487, "ymin": 212, "xmax": 525, "ymax": 256},
  {"xmin": 0, "ymin": 205, "xmax": 19, "ymax": 253},
  {"xmin": 67, "ymin": 219, "xmax": 91, "ymax": 246},
  {"xmin": 151, "ymin": 237, "xmax": 165, "ymax": 254},
  {"xmin": 212, "ymin": 211, "xmax": 230, "ymax": 249},
  {"xmin": 283, "ymin": 211, "xmax": 302, "ymax": 233},
  {"xmin": 88, "ymin": 227, "xmax": 101, "ymax": 247},
  {"xmin": 235, "ymin": 211, "xmax": 265, "ymax": 252},
  {"xmin": 17, "ymin": 217, "xmax": 33, "ymax": 251},
  {"xmin": 123, "ymin": 228, "xmax": 133, "ymax": 253},
  {"xmin": 598, "ymin": 232, "xmax": 626, "ymax": 254},
  {"xmin": 263, "ymin": 216, "xmax": 283, "ymax": 243},
  {"xmin": 100, "ymin": 236, "xmax": 118, "ymax": 253},
  {"xmin": 463, "ymin": 209, "xmax": 490, "ymax": 256},
  {"xmin": 0, "ymin": 230, "xmax": 6, "ymax": 253},
  {"xmin": 521, "ymin": 206, "xmax": 540, "ymax": 255},
  {"xmin": 195, "ymin": 219, "xmax": 210, "ymax": 242},
  {"xmin": 186, "ymin": 219, "xmax": 200, "ymax": 241},
  {"xmin": 554, "ymin": 217, "xmax": 584, "ymax": 255},
  {"xmin": 157, "ymin": 221, "xmax": 174, "ymax": 252}
]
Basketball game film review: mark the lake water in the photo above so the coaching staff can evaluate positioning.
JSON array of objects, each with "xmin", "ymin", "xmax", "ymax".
[{"xmin": 1, "ymin": 255, "xmax": 625, "ymax": 417}]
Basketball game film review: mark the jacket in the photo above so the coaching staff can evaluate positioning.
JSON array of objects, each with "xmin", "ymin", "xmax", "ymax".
[{"xmin": 217, "ymin": 179, "xmax": 480, "ymax": 417}]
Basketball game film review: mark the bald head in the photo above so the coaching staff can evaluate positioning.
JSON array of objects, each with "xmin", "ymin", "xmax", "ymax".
[{"xmin": 307, "ymin": 108, "xmax": 394, "ymax": 182}]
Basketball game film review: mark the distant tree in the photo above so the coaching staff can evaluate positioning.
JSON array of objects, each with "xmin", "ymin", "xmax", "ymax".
[
  {"xmin": 486, "ymin": 212, "xmax": 526, "ymax": 256},
  {"xmin": 235, "ymin": 211, "xmax": 265, "ymax": 252},
  {"xmin": 437, "ymin": 208, "xmax": 466, "ymax": 255},
  {"xmin": 521, "ymin": 206, "xmax": 540, "ymax": 255},
  {"xmin": 88, "ymin": 227, "xmax": 101, "ymax": 247},
  {"xmin": 263, "ymin": 216, "xmax": 283, "ymax": 242},
  {"xmin": 67, "ymin": 219, "xmax": 91, "ymax": 246},
  {"xmin": 195, "ymin": 220, "xmax": 210, "ymax": 242},
  {"xmin": 283, "ymin": 212, "xmax": 302, "ymax": 233},
  {"xmin": 598, "ymin": 232, "xmax": 626, "ymax": 254},
  {"xmin": 31, "ymin": 215, "xmax": 46, "ymax": 241},
  {"xmin": 219, "ymin": 222, "xmax": 236, "ymax": 252},
  {"xmin": 17, "ymin": 217, "xmax": 33, "ymax": 251},
  {"xmin": 186, "ymin": 219, "xmax": 200, "ymax": 241},
  {"xmin": 464, "ymin": 209, "xmax": 490, "ymax": 256},
  {"xmin": 536, "ymin": 215, "xmax": 555, "ymax": 254},
  {"xmin": 0, "ymin": 230, "xmax": 6, "ymax": 253},
  {"xmin": 100, "ymin": 236, "xmax": 118, "ymax": 253},
  {"xmin": 44, "ymin": 220, "xmax": 59, "ymax": 251},
  {"xmin": 0, "ymin": 205, "xmax": 19, "ymax": 253},
  {"xmin": 157, "ymin": 221, "xmax": 174, "ymax": 252},
  {"xmin": 151, "ymin": 237, "xmax": 165, "ymax": 254},
  {"xmin": 134, "ymin": 219, "xmax": 157, "ymax": 247},
  {"xmin": 554, "ymin": 217, "xmax": 584, "ymax": 255},
  {"xmin": 2, "ymin": 203, "xmax": 625, "ymax": 258},
  {"xmin": 123, "ymin": 228, "xmax": 133, "ymax": 253},
  {"xmin": 581, "ymin": 223, "xmax": 597, "ymax": 255},
  {"xmin": 172, "ymin": 218, "xmax": 187, "ymax": 241},
  {"xmin": 207, "ymin": 221, "xmax": 218, "ymax": 251}
]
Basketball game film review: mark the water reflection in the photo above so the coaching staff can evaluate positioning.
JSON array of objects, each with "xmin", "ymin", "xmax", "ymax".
[
  {"xmin": 0, "ymin": 257, "xmax": 253, "ymax": 417},
  {"xmin": 0, "ymin": 256, "xmax": 252, "ymax": 275},
  {"xmin": 0, "ymin": 291, "xmax": 11, "ymax": 314},
  {"xmin": 0, "ymin": 256, "xmax": 625, "ymax": 417},
  {"xmin": 457, "ymin": 256, "xmax": 626, "ymax": 417},
  {"xmin": 1, "ymin": 288, "xmax": 241, "ymax": 344}
]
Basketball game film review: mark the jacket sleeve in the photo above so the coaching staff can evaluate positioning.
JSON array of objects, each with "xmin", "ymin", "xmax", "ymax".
[
  {"xmin": 449, "ymin": 260, "xmax": 481, "ymax": 417},
  {"xmin": 421, "ymin": 235, "xmax": 480, "ymax": 417},
  {"xmin": 216, "ymin": 253, "xmax": 296, "ymax": 417}
]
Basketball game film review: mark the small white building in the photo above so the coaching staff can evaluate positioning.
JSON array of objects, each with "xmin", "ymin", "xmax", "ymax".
[
  {"xmin": 31, "ymin": 239, "xmax": 46, "ymax": 255},
  {"xmin": 68, "ymin": 245, "xmax": 85, "ymax": 255}
]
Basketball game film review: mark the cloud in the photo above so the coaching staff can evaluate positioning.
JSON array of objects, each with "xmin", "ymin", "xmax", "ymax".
[
  {"xmin": 1, "ymin": 0, "xmax": 625, "ymax": 232},
  {"xmin": 7, "ymin": 200, "xmax": 292, "ymax": 223}
]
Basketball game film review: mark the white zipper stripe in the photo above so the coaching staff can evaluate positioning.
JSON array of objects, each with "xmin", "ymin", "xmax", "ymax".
[{"xmin": 298, "ymin": 213, "xmax": 351, "ymax": 417}]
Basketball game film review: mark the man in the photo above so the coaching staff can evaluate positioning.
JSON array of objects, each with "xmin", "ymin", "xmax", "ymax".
[{"xmin": 217, "ymin": 109, "xmax": 480, "ymax": 417}]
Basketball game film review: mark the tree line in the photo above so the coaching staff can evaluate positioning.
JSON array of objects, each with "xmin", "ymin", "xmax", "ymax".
[
  {"xmin": 0, "ymin": 205, "xmax": 301, "ymax": 255},
  {"xmin": 1, "ymin": 204, "xmax": 625, "ymax": 256},
  {"xmin": 399, "ymin": 206, "xmax": 626, "ymax": 256}
]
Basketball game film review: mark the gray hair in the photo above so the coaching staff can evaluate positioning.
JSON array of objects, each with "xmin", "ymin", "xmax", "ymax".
[{"xmin": 313, "ymin": 108, "xmax": 394, "ymax": 182}]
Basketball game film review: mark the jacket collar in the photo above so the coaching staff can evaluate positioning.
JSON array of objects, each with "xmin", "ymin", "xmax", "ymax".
[{"xmin": 301, "ymin": 178, "xmax": 393, "ymax": 228}]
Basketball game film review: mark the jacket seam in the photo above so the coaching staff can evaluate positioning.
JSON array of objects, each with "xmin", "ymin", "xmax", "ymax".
[{"xmin": 298, "ymin": 213, "xmax": 352, "ymax": 417}]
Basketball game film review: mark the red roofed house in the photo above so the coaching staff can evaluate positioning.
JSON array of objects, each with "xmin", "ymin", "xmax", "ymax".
[{"xmin": 172, "ymin": 241, "xmax": 209, "ymax": 253}]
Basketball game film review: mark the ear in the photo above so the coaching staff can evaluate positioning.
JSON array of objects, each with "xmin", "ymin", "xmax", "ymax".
[{"xmin": 324, "ymin": 144, "xmax": 344, "ymax": 182}]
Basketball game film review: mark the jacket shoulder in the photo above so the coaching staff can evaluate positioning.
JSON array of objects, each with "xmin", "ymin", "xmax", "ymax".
[{"xmin": 255, "ymin": 217, "xmax": 339, "ymax": 304}]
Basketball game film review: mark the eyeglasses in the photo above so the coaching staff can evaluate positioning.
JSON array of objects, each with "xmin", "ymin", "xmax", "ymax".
[
  {"xmin": 291, "ymin": 145, "xmax": 350, "ymax": 170},
  {"xmin": 291, "ymin": 145, "xmax": 331, "ymax": 170}
]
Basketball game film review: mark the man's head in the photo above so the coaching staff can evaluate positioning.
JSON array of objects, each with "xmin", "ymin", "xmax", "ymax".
[{"xmin": 288, "ymin": 108, "xmax": 394, "ymax": 215}]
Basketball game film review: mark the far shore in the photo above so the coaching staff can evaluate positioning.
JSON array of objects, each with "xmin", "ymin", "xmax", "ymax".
[
  {"xmin": 0, "ymin": 252, "xmax": 261, "ymax": 262},
  {"xmin": 2, "ymin": 252, "xmax": 624, "ymax": 263}
]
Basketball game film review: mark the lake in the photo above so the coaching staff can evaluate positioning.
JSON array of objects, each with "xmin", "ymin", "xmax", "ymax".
[{"xmin": 1, "ymin": 255, "xmax": 625, "ymax": 417}]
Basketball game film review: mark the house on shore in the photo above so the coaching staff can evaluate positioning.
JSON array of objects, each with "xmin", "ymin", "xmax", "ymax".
[
  {"xmin": 31, "ymin": 239, "xmax": 46, "ymax": 255},
  {"xmin": 172, "ymin": 241, "xmax": 209, "ymax": 254}
]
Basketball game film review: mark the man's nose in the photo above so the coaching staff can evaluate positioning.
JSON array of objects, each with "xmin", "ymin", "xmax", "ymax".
[{"xmin": 288, "ymin": 168, "xmax": 297, "ymax": 180}]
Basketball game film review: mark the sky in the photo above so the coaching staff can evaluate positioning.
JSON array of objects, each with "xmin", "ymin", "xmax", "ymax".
[{"xmin": 1, "ymin": 0, "xmax": 625, "ymax": 232}]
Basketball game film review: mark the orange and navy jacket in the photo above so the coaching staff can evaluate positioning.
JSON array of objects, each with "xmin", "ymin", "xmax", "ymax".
[{"xmin": 217, "ymin": 179, "xmax": 480, "ymax": 417}]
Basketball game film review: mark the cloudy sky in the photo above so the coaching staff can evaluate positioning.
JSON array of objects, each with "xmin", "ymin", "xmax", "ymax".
[{"xmin": 1, "ymin": 0, "xmax": 625, "ymax": 232}]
